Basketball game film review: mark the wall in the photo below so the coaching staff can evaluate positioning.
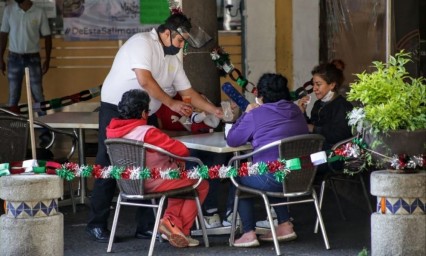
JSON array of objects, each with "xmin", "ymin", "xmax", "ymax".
[{"xmin": 0, "ymin": 37, "xmax": 117, "ymax": 106}]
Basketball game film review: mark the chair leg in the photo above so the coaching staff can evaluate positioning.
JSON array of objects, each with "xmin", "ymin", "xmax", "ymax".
[
  {"xmin": 312, "ymin": 190, "xmax": 330, "ymax": 249},
  {"xmin": 68, "ymin": 181, "xmax": 76, "ymax": 214},
  {"xmin": 194, "ymin": 195, "xmax": 209, "ymax": 247},
  {"xmin": 314, "ymin": 180, "xmax": 326, "ymax": 233},
  {"xmin": 261, "ymin": 194, "xmax": 281, "ymax": 256},
  {"xmin": 359, "ymin": 174, "xmax": 373, "ymax": 213},
  {"xmin": 107, "ymin": 196, "xmax": 122, "ymax": 253},
  {"xmin": 330, "ymin": 178, "xmax": 346, "ymax": 220},
  {"xmin": 149, "ymin": 196, "xmax": 166, "ymax": 256},
  {"xmin": 229, "ymin": 194, "xmax": 239, "ymax": 246}
]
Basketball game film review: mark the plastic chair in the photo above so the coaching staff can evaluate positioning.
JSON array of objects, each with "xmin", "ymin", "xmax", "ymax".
[
  {"xmin": 105, "ymin": 138, "xmax": 209, "ymax": 256},
  {"xmin": 227, "ymin": 134, "xmax": 330, "ymax": 255},
  {"xmin": 0, "ymin": 112, "xmax": 78, "ymax": 212},
  {"xmin": 314, "ymin": 136, "xmax": 373, "ymax": 232}
]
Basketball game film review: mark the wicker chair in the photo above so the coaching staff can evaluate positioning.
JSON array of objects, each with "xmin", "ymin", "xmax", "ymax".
[
  {"xmin": 105, "ymin": 138, "xmax": 209, "ymax": 256},
  {"xmin": 0, "ymin": 112, "xmax": 78, "ymax": 212},
  {"xmin": 227, "ymin": 134, "xmax": 330, "ymax": 255}
]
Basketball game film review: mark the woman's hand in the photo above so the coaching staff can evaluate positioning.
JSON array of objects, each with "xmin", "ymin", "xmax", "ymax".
[{"xmin": 297, "ymin": 96, "xmax": 310, "ymax": 113}]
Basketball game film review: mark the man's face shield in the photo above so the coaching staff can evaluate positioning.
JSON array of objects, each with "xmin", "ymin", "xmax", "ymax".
[{"xmin": 176, "ymin": 26, "xmax": 212, "ymax": 49}]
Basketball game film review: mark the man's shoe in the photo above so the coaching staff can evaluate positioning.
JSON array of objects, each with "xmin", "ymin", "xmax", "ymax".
[
  {"xmin": 158, "ymin": 218, "xmax": 188, "ymax": 248},
  {"xmin": 135, "ymin": 230, "xmax": 160, "ymax": 240},
  {"xmin": 86, "ymin": 227, "xmax": 110, "ymax": 243}
]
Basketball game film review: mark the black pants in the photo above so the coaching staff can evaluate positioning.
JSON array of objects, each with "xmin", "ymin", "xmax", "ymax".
[{"xmin": 87, "ymin": 101, "xmax": 156, "ymax": 231}]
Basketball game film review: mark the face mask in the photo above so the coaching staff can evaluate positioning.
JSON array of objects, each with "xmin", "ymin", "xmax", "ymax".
[
  {"xmin": 163, "ymin": 32, "xmax": 181, "ymax": 55},
  {"xmin": 255, "ymin": 97, "xmax": 262, "ymax": 105},
  {"xmin": 321, "ymin": 90, "xmax": 335, "ymax": 102}
]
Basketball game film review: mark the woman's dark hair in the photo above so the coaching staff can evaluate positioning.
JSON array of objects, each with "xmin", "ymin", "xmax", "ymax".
[
  {"xmin": 311, "ymin": 63, "xmax": 344, "ymax": 90},
  {"xmin": 157, "ymin": 13, "xmax": 192, "ymax": 33},
  {"xmin": 256, "ymin": 73, "xmax": 291, "ymax": 103},
  {"xmin": 117, "ymin": 89, "xmax": 150, "ymax": 119}
]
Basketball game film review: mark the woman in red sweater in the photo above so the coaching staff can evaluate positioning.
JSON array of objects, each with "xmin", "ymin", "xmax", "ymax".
[{"xmin": 106, "ymin": 89, "xmax": 209, "ymax": 248}]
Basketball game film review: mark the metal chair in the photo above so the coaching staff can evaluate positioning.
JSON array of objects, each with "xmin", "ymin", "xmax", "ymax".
[
  {"xmin": 105, "ymin": 138, "xmax": 209, "ymax": 256},
  {"xmin": 0, "ymin": 113, "xmax": 78, "ymax": 212},
  {"xmin": 227, "ymin": 134, "xmax": 330, "ymax": 255},
  {"xmin": 314, "ymin": 136, "xmax": 373, "ymax": 232}
]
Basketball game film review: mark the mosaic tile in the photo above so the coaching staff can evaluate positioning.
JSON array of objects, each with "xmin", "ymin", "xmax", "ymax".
[
  {"xmin": 376, "ymin": 197, "xmax": 426, "ymax": 215},
  {"xmin": 5, "ymin": 200, "xmax": 59, "ymax": 218}
]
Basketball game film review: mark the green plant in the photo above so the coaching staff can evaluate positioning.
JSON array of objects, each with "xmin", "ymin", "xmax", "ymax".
[
  {"xmin": 347, "ymin": 51, "xmax": 426, "ymax": 134},
  {"xmin": 358, "ymin": 247, "xmax": 368, "ymax": 256}
]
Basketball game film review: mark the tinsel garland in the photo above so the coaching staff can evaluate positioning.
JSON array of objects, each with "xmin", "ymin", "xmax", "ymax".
[{"xmin": 54, "ymin": 160, "xmax": 292, "ymax": 182}]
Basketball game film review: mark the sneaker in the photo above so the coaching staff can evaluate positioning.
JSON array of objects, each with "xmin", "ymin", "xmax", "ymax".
[
  {"xmin": 204, "ymin": 213, "xmax": 222, "ymax": 228},
  {"xmin": 186, "ymin": 236, "xmax": 200, "ymax": 247},
  {"xmin": 256, "ymin": 218, "xmax": 278, "ymax": 229},
  {"xmin": 222, "ymin": 210, "xmax": 240, "ymax": 227},
  {"xmin": 158, "ymin": 218, "xmax": 189, "ymax": 248}
]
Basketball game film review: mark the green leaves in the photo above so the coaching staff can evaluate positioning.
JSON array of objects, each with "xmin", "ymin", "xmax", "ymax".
[{"xmin": 347, "ymin": 50, "xmax": 426, "ymax": 132}]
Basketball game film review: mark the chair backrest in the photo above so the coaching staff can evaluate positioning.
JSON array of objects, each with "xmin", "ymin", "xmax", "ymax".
[
  {"xmin": 228, "ymin": 134, "xmax": 325, "ymax": 195},
  {"xmin": 105, "ymin": 137, "xmax": 203, "ymax": 196},
  {"xmin": 278, "ymin": 134, "xmax": 324, "ymax": 194},
  {"xmin": 0, "ymin": 116, "xmax": 29, "ymax": 163}
]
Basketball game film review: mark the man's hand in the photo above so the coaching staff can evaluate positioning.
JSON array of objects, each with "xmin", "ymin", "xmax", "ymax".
[
  {"xmin": 169, "ymin": 99, "xmax": 193, "ymax": 117},
  {"xmin": 42, "ymin": 60, "xmax": 50, "ymax": 75}
]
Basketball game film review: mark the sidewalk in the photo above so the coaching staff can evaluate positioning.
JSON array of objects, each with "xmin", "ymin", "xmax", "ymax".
[{"xmin": 63, "ymin": 192, "xmax": 372, "ymax": 256}]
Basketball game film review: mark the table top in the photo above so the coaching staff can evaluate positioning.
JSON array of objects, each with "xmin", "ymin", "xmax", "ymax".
[
  {"xmin": 174, "ymin": 132, "xmax": 252, "ymax": 153},
  {"xmin": 36, "ymin": 111, "xmax": 99, "ymax": 129}
]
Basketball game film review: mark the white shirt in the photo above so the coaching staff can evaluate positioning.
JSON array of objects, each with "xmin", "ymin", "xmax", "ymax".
[
  {"xmin": 101, "ymin": 28, "xmax": 191, "ymax": 115},
  {"xmin": 0, "ymin": 3, "xmax": 51, "ymax": 54}
]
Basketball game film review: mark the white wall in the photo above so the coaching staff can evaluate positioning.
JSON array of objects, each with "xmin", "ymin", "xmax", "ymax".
[
  {"xmin": 243, "ymin": 0, "xmax": 319, "ymax": 108},
  {"xmin": 243, "ymin": 0, "xmax": 276, "ymax": 101},
  {"xmin": 293, "ymin": 0, "xmax": 320, "ymax": 115}
]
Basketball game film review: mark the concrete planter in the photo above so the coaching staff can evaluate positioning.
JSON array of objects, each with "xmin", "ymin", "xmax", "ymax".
[
  {"xmin": 370, "ymin": 170, "xmax": 426, "ymax": 256},
  {"xmin": 0, "ymin": 175, "xmax": 64, "ymax": 256}
]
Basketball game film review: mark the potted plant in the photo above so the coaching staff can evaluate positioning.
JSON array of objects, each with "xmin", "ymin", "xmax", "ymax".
[{"xmin": 346, "ymin": 50, "xmax": 426, "ymax": 171}]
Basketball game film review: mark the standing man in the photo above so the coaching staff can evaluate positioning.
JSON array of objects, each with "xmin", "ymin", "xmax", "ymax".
[
  {"xmin": 0, "ymin": 0, "xmax": 52, "ymax": 113},
  {"xmin": 86, "ymin": 13, "xmax": 223, "ymax": 243}
]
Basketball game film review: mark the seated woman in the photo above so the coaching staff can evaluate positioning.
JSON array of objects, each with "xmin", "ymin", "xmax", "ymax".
[
  {"xmin": 106, "ymin": 89, "xmax": 209, "ymax": 248},
  {"xmin": 226, "ymin": 73, "xmax": 309, "ymax": 247},
  {"xmin": 298, "ymin": 62, "xmax": 353, "ymax": 173}
]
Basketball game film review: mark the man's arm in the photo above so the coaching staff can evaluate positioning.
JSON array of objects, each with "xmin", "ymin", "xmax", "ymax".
[
  {"xmin": 0, "ymin": 32, "xmax": 9, "ymax": 76},
  {"xmin": 134, "ymin": 68, "xmax": 192, "ymax": 116},
  {"xmin": 42, "ymin": 35, "xmax": 52, "ymax": 75},
  {"xmin": 179, "ymin": 88, "xmax": 223, "ymax": 118}
]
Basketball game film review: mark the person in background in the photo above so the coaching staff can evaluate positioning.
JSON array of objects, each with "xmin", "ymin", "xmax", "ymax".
[
  {"xmin": 226, "ymin": 73, "xmax": 309, "ymax": 247},
  {"xmin": 0, "ymin": 0, "xmax": 52, "ymax": 114},
  {"xmin": 86, "ymin": 12, "xmax": 223, "ymax": 243},
  {"xmin": 298, "ymin": 62, "xmax": 353, "ymax": 151},
  {"xmin": 107, "ymin": 89, "xmax": 209, "ymax": 247}
]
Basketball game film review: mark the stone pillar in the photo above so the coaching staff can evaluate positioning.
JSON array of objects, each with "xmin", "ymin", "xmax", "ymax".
[
  {"xmin": 182, "ymin": 0, "xmax": 221, "ymax": 105},
  {"xmin": 370, "ymin": 171, "xmax": 426, "ymax": 256},
  {"xmin": 0, "ymin": 175, "xmax": 64, "ymax": 256}
]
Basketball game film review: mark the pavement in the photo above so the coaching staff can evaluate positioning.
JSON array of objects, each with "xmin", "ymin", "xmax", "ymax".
[{"xmin": 63, "ymin": 186, "xmax": 372, "ymax": 256}]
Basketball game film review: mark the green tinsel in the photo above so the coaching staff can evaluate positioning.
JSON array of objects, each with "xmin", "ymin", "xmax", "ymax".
[
  {"xmin": 228, "ymin": 167, "xmax": 237, "ymax": 177},
  {"xmin": 274, "ymin": 171, "xmax": 286, "ymax": 183},
  {"xmin": 81, "ymin": 165, "xmax": 93, "ymax": 177},
  {"xmin": 140, "ymin": 167, "xmax": 151, "ymax": 179},
  {"xmin": 198, "ymin": 165, "xmax": 209, "ymax": 179},
  {"xmin": 110, "ymin": 166, "xmax": 125, "ymax": 180},
  {"xmin": 168, "ymin": 169, "xmax": 181, "ymax": 179},
  {"xmin": 57, "ymin": 168, "xmax": 75, "ymax": 181},
  {"xmin": 257, "ymin": 162, "xmax": 268, "ymax": 175}
]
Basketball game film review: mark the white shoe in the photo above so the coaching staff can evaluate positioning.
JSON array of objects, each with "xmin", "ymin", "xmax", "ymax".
[
  {"xmin": 186, "ymin": 236, "xmax": 200, "ymax": 247},
  {"xmin": 222, "ymin": 210, "xmax": 240, "ymax": 227},
  {"xmin": 256, "ymin": 218, "xmax": 278, "ymax": 229},
  {"xmin": 203, "ymin": 213, "xmax": 222, "ymax": 228}
]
